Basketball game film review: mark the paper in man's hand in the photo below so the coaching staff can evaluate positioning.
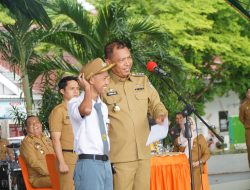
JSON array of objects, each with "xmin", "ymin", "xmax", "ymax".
[{"xmin": 146, "ymin": 117, "xmax": 169, "ymax": 146}]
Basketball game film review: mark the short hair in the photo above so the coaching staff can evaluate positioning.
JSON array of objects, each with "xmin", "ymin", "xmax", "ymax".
[
  {"xmin": 175, "ymin": 112, "xmax": 184, "ymax": 117},
  {"xmin": 58, "ymin": 76, "xmax": 78, "ymax": 90},
  {"xmin": 25, "ymin": 115, "xmax": 37, "ymax": 127},
  {"xmin": 104, "ymin": 40, "xmax": 129, "ymax": 59}
]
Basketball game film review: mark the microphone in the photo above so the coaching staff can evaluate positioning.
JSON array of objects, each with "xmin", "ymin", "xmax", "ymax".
[{"xmin": 146, "ymin": 61, "xmax": 170, "ymax": 76}]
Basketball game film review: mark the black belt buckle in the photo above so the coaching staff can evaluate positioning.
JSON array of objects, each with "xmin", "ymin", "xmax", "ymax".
[{"xmin": 101, "ymin": 155, "xmax": 109, "ymax": 161}]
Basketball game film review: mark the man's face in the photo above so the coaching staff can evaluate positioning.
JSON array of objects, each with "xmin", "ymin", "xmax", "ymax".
[
  {"xmin": 107, "ymin": 47, "xmax": 133, "ymax": 78},
  {"xmin": 60, "ymin": 80, "xmax": 80, "ymax": 101},
  {"xmin": 26, "ymin": 117, "xmax": 43, "ymax": 137},
  {"xmin": 247, "ymin": 89, "xmax": 250, "ymax": 99},
  {"xmin": 91, "ymin": 71, "xmax": 110, "ymax": 95},
  {"xmin": 175, "ymin": 114, "xmax": 184, "ymax": 125}
]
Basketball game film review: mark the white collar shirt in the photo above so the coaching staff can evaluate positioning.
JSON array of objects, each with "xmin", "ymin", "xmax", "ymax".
[{"xmin": 68, "ymin": 92, "xmax": 110, "ymax": 155}]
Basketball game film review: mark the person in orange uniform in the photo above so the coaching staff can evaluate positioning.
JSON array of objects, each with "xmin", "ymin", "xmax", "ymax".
[
  {"xmin": 239, "ymin": 88, "xmax": 250, "ymax": 168},
  {"xmin": 103, "ymin": 40, "xmax": 168, "ymax": 190},
  {"xmin": 20, "ymin": 116, "xmax": 54, "ymax": 188},
  {"xmin": 173, "ymin": 117, "xmax": 210, "ymax": 190},
  {"xmin": 49, "ymin": 76, "xmax": 79, "ymax": 190}
]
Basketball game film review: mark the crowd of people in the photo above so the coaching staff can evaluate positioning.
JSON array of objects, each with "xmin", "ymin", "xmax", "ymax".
[{"xmin": 1, "ymin": 40, "xmax": 237, "ymax": 190}]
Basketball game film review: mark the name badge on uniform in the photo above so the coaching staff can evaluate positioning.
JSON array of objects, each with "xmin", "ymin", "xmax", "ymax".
[
  {"xmin": 107, "ymin": 91, "xmax": 118, "ymax": 96},
  {"xmin": 135, "ymin": 87, "xmax": 144, "ymax": 91}
]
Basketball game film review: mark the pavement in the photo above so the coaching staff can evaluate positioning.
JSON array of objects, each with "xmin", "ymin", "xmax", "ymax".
[{"xmin": 207, "ymin": 153, "xmax": 250, "ymax": 190}]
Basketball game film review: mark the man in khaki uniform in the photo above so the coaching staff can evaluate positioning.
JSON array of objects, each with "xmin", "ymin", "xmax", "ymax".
[
  {"xmin": 103, "ymin": 40, "xmax": 168, "ymax": 190},
  {"xmin": 20, "ymin": 116, "xmax": 54, "ymax": 188},
  {"xmin": 0, "ymin": 127, "xmax": 14, "ymax": 161},
  {"xmin": 239, "ymin": 88, "xmax": 250, "ymax": 168},
  {"xmin": 49, "ymin": 76, "xmax": 79, "ymax": 190}
]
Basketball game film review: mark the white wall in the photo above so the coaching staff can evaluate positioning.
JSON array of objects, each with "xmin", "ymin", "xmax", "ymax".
[{"xmin": 203, "ymin": 91, "xmax": 240, "ymax": 129}]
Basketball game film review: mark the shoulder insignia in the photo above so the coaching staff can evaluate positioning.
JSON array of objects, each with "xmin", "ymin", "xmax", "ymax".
[{"xmin": 131, "ymin": 72, "xmax": 145, "ymax": 77}]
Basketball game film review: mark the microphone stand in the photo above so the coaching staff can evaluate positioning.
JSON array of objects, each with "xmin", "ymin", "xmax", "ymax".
[
  {"xmin": 156, "ymin": 74, "xmax": 224, "ymax": 190},
  {"xmin": 183, "ymin": 109, "xmax": 195, "ymax": 190},
  {"xmin": 158, "ymin": 75, "xmax": 224, "ymax": 142}
]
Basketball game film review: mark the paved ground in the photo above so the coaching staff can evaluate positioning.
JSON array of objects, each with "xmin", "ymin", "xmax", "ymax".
[
  {"xmin": 209, "ymin": 172, "xmax": 250, "ymax": 190},
  {"xmin": 207, "ymin": 153, "xmax": 250, "ymax": 190}
]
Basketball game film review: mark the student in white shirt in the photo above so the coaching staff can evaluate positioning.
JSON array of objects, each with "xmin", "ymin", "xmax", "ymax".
[{"xmin": 68, "ymin": 58, "xmax": 114, "ymax": 190}]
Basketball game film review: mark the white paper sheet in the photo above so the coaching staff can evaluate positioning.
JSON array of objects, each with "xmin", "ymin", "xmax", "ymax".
[{"xmin": 146, "ymin": 117, "xmax": 169, "ymax": 146}]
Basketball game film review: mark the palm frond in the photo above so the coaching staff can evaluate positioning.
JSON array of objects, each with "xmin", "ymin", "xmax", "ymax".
[
  {"xmin": 0, "ymin": 0, "xmax": 52, "ymax": 29},
  {"xmin": 48, "ymin": 0, "xmax": 92, "ymax": 34},
  {"xmin": 28, "ymin": 55, "xmax": 80, "ymax": 85}
]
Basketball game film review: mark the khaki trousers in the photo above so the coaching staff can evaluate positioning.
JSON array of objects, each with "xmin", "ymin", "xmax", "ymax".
[
  {"xmin": 193, "ymin": 165, "xmax": 204, "ymax": 190},
  {"xmin": 59, "ymin": 163, "xmax": 76, "ymax": 190},
  {"xmin": 113, "ymin": 159, "xmax": 150, "ymax": 190},
  {"xmin": 245, "ymin": 129, "xmax": 250, "ymax": 168},
  {"xmin": 58, "ymin": 152, "xmax": 77, "ymax": 190}
]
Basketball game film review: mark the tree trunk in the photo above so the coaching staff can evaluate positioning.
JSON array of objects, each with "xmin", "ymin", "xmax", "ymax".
[{"xmin": 21, "ymin": 70, "xmax": 33, "ymax": 115}]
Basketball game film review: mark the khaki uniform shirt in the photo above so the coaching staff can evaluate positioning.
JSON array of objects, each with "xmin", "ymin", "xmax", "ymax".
[
  {"xmin": 173, "ymin": 134, "xmax": 210, "ymax": 163},
  {"xmin": 20, "ymin": 134, "xmax": 54, "ymax": 181},
  {"xmin": 102, "ymin": 72, "xmax": 168, "ymax": 163},
  {"xmin": 0, "ymin": 138, "xmax": 13, "ymax": 161},
  {"xmin": 191, "ymin": 135, "xmax": 210, "ymax": 163},
  {"xmin": 49, "ymin": 101, "xmax": 77, "ymax": 164},
  {"xmin": 239, "ymin": 99, "xmax": 250, "ymax": 129}
]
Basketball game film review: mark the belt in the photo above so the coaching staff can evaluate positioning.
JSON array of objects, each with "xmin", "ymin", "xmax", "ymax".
[
  {"xmin": 62, "ymin": 149, "xmax": 75, "ymax": 153},
  {"xmin": 78, "ymin": 154, "xmax": 109, "ymax": 161}
]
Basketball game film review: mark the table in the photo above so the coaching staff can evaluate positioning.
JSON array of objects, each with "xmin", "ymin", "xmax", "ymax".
[{"xmin": 150, "ymin": 153, "xmax": 191, "ymax": 190}]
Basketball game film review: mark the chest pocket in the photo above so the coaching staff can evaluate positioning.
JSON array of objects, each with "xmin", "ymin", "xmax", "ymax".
[
  {"xmin": 34, "ymin": 144, "xmax": 46, "ymax": 159},
  {"xmin": 63, "ymin": 115, "xmax": 71, "ymax": 125},
  {"xmin": 0, "ymin": 143, "xmax": 7, "ymax": 153},
  {"xmin": 104, "ymin": 95, "xmax": 122, "ymax": 105},
  {"xmin": 135, "ymin": 92, "xmax": 148, "ymax": 100}
]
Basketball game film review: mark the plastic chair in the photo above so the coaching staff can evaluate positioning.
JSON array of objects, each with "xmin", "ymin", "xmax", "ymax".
[
  {"xmin": 45, "ymin": 154, "xmax": 60, "ymax": 190},
  {"xmin": 18, "ymin": 155, "xmax": 53, "ymax": 190}
]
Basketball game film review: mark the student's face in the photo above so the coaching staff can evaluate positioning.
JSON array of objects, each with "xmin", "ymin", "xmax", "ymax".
[
  {"xmin": 107, "ymin": 47, "xmax": 133, "ymax": 78},
  {"xmin": 175, "ymin": 114, "xmax": 184, "ymax": 125},
  {"xmin": 91, "ymin": 71, "xmax": 110, "ymax": 95},
  {"xmin": 26, "ymin": 117, "xmax": 43, "ymax": 137},
  {"xmin": 60, "ymin": 80, "xmax": 80, "ymax": 101}
]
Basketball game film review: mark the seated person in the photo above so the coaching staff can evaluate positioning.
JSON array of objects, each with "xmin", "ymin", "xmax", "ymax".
[
  {"xmin": 173, "ymin": 117, "xmax": 210, "ymax": 190},
  {"xmin": 206, "ymin": 127, "xmax": 222, "ymax": 152},
  {"xmin": 0, "ymin": 127, "xmax": 14, "ymax": 161},
  {"xmin": 169, "ymin": 112, "xmax": 185, "ymax": 145},
  {"xmin": 20, "ymin": 115, "xmax": 54, "ymax": 188}
]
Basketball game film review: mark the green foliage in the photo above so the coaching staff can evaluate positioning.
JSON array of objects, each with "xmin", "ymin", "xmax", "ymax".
[
  {"xmin": 0, "ymin": 5, "xmax": 15, "ymax": 24},
  {"xmin": 9, "ymin": 106, "xmax": 27, "ymax": 134},
  {"xmin": 43, "ymin": 0, "xmax": 182, "ymax": 75},
  {"xmin": 0, "ymin": 0, "xmax": 53, "ymax": 114},
  {"xmin": 119, "ymin": 0, "xmax": 250, "ymax": 120}
]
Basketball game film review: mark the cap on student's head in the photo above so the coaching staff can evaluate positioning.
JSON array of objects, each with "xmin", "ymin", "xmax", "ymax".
[{"xmin": 80, "ymin": 58, "xmax": 114, "ymax": 80}]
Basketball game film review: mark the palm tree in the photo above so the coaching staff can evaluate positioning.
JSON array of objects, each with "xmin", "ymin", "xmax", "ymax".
[
  {"xmin": 0, "ymin": 0, "xmax": 52, "ymax": 115},
  {"xmin": 42, "ymin": 0, "xmax": 181, "ymax": 74}
]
